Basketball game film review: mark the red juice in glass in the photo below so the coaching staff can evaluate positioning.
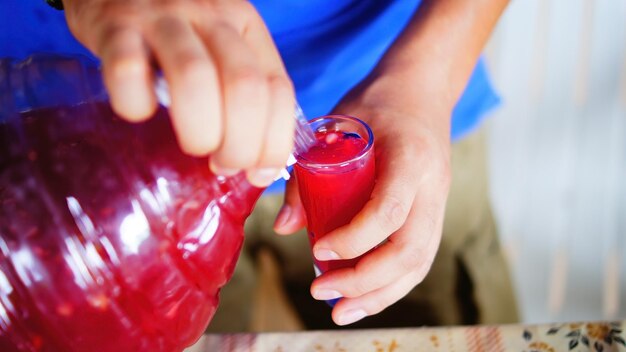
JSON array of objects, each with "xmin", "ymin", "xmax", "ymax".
[{"xmin": 294, "ymin": 115, "xmax": 375, "ymax": 303}]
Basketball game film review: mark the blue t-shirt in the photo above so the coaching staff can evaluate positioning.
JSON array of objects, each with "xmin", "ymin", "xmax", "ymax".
[
  {"xmin": 253, "ymin": 0, "xmax": 499, "ymax": 140},
  {"xmin": 0, "ymin": 0, "xmax": 499, "ymax": 191}
]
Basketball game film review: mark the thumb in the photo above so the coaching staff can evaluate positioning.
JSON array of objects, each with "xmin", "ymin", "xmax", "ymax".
[{"xmin": 273, "ymin": 173, "xmax": 307, "ymax": 235}]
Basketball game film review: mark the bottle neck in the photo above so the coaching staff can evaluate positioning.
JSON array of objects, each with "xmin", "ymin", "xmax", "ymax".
[{"xmin": 213, "ymin": 172, "xmax": 264, "ymax": 222}]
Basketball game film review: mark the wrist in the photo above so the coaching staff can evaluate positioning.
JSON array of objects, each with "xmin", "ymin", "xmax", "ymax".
[
  {"xmin": 337, "ymin": 71, "xmax": 452, "ymax": 148},
  {"xmin": 374, "ymin": 61, "xmax": 456, "ymax": 112}
]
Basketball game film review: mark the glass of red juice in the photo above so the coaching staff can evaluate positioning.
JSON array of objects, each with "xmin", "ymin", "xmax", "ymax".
[{"xmin": 294, "ymin": 115, "xmax": 375, "ymax": 306}]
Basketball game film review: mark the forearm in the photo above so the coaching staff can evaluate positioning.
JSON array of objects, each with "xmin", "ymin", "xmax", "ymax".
[
  {"xmin": 292, "ymin": 2, "xmax": 510, "ymax": 325},
  {"xmin": 376, "ymin": 0, "xmax": 509, "ymax": 112}
]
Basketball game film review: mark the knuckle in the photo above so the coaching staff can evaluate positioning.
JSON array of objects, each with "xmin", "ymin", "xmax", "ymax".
[
  {"xmin": 149, "ymin": 0, "xmax": 195, "ymax": 17},
  {"xmin": 268, "ymin": 74, "xmax": 295, "ymax": 98},
  {"xmin": 259, "ymin": 147, "xmax": 292, "ymax": 168},
  {"xmin": 91, "ymin": 5, "xmax": 141, "ymax": 37},
  {"xmin": 108, "ymin": 54, "xmax": 146, "ymax": 80},
  {"xmin": 101, "ymin": 23, "xmax": 126, "ymax": 40},
  {"xmin": 164, "ymin": 0, "xmax": 193, "ymax": 14},
  {"xmin": 216, "ymin": 149, "xmax": 258, "ymax": 169},
  {"xmin": 377, "ymin": 195, "xmax": 408, "ymax": 232},
  {"xmin": 351, "ymin": 276, "xmax": 373, "ymax": 297},
  {"xmin": 230, "ymin": 68, "xmax": 266, "ymax": 96},
  {"xmin": 337, "ymin": 235, "xmax": 365, "ymax": 259},
  {"xmin": 259, "ymin": 129, "xmax": 294, "ymax": 167},
  {"xmin": 213, "ymin": 0, "xmax": 258, "ymax": 29},
  {"xmin": 399, "ymin": 248, "xmax": 422, "ymax": 273},
  {"xmin": 230, "ymin": 0, "xmax": 257, "ymax": 18},
  {"xmin": 97, "ymin": 1, "xmax": 140, "ymax": 20},
  {"xmin": 177, "ymin": 56, "xmax": 214, "ymax": 82},
  {"xmin": 97, "ymin": 24, "xmax": 133, "ymax": 53},
  {"xmin": 177, "ymin": 130, "xmax": 221, "ymax": 157},
  {"xmin": 367, "ymin": 299, "xmax": 387, "ymax": 315},
  {"xmin": 152, "ymin": 14, "xmax": 178, "ymax": 29}
]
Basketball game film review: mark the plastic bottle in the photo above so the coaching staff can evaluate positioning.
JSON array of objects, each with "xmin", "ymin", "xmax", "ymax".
[{"xmin": 0, "ymin": 55, "xmax": 270, "ymax": 351}]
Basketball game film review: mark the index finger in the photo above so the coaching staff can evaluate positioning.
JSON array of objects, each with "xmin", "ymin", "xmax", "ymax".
[
  {"xmin": 229, "ymin": 1, "xmax": 297, "ymax": 170},
  {"xmin": 312, "ymin": 187, "xmax": 445, "ymax": 300},
  {"xmin": 99, "ymin": 27, "xmax": 157, "ymax": 122},
  {"xmin": 312, "ymin": 144, "xmax": 420, "ymax": 261}
]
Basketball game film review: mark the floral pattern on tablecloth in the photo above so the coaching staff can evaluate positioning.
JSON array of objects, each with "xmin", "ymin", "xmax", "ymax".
[
  {"xmin": 188, "ymin": 321, "xmax": 626, "ymax": 352},
  {"xmin": 521, "ymin": 322, "xmax": 624, "ymax": 352}
]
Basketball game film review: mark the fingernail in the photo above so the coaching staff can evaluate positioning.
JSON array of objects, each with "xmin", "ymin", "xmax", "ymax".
[
  {"xmin": 249, "ymin": 168, "xmax": 279, "ymax": 187},
  {"xmin": 314, "ymin": 248, "xmax": 340, "ymax": 261},
  {"xmin": 209, "ymin": 160, "xmax": 240, "ymax": 176},
  {"xmin": 274, "ymin": 205, "xmax": 292, "ymax": 230},
  {"xmin": 313, "ymin": 289, "xmax": 342, "ymax": 300},
  {"xmin": 337, "ymin": 309, "xmax": 367, "ymax": 325},
  {"xmin": 217, "ymin": 168, "xmax": 240, "ymax": 176}
]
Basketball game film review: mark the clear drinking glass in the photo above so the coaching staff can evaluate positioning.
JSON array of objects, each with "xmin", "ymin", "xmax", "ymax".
[{"xmin": 294, "ymin": 115, "xmax": 375, "ymax": 306}]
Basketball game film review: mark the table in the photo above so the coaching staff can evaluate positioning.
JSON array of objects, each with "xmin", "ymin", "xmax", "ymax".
[{"xmin": 187, "ymin": 321, "xmax": 625, "ymax": 351}]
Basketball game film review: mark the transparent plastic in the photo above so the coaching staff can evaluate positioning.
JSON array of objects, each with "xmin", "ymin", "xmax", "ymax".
[{"xmin": 0, "ymin": 55, "xmax": 266, "ymax": 351}]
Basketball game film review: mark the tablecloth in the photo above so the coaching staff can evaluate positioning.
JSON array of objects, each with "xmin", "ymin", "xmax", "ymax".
[{"xmin": 187, "ymin": 321, "xmax": 625, "ymax": 351}]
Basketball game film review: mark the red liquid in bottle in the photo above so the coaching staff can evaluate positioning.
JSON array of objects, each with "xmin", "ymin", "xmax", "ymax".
[
  {"xmin": 0, "ymin": 103, "xmax": 262, "ymax": 351},
  {"xmin": 294, "ymin": 116, "xmax": 375, "ymax": 276}
]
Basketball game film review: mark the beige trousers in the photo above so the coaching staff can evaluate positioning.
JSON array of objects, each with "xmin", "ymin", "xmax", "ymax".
[{"xmin": 206, "ymin": 129, "xmax": 519, "ymax": 332}]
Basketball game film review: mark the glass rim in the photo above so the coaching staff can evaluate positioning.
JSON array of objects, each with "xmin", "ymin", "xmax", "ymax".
[{"xmin": 294, "ymin": 114, "xmax": 374, "ymax": 171}]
